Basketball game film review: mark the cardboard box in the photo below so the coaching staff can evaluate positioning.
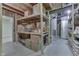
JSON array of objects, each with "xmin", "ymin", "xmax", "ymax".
[
  {"xmin": 18, "ymin": 25, "xmax": 24, "ymax": 32},
  {"xmin": 31, "ymin": 35, "xmax": 41, "ymax": 51},
  {"xmin": 33, "ymin": 4, "xmax": 41, "ymax": 15},
  {"xmin": 33, "ymin": 4, "xmax": 46, "ymax": 15},
  {"xmin": 24, "ymin": 10, "xmax": 33, "ymax": 17},
  {"xmin": 24, "ymin": 11, "xmax": 29, "ymax": 17},
  {"xmin": 25, "ymin": 39, "xmax": 31, "ymax": 49}
]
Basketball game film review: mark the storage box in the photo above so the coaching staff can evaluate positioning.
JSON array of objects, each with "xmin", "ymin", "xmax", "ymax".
[
  {"xmin": 24, "ymin": 10, "xmax": 33, "ymax": 17},
  {"xmin": 24, "ymin": 11, "xmax": 29, "ymax": 17},
  {"xmin": 33, "ymin": 4, "xmax": 41, "ymax": 15},
  {"xmin": 37, "ymin": 22, "xmax": 41, "ymax": 29},
  {"xmin": 31, "ymin": 35, "xmax": 41, "ymax": 51},
  {"xmin": 31, "ymin": 35, "xmax": 41, "ymax": 40},
  {"xmin": 19, "ymin": 33, "xmax": 30, "ymax": 39},
  {"xmin": 33, "ymin": 4, "xmax": 46, "ymax": 15},
  {"xmin": 51, "ymin": 4, "xmax": 61, "ymax": 10},
  {"xmin": 25, "ymin": 39, "xmax": 31, "ymax": 49},
  {"xmin": 18, "ymin": 25, "xmax": 24, "ymax": 32},
  {"xmin": 24, "ymin": 9, "xmax": 33, "ymax": 16}
]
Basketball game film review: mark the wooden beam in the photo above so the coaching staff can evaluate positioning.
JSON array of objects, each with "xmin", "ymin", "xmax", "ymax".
[
  {"xmin": 30, "ymin": 3, "xmax": 37, "ymax": 6},
  {"xmin": 43, "ymin": 3, "xmax": 52, "ymax": 10},
  {"xmin": 49, "ymin": 3, "xmax": 54, "ymax": 10},
  {"xmin": 0, "ymin": 3, "xmax": 2, "ymax": 55},
  {"xmin": 23, "ymin": 3, "xmax": 33, "ymax": 10},
  {"xmin": 2, "ymin": 3, "xmax": 24, "ymax": 16},
  {"xmin": 40, "ymin": 3, "xmax": 44, "ymax": 54},
  {"xmin": 13, "ymin": 3, "xmax": 29, "ymax": 11},
  {"xmin": 3, "ymin": 3, "xmax": 25, "ymax": 12}
]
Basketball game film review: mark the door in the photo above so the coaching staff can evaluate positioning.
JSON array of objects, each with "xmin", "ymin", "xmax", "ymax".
[
  {"xmin": 57, "ymin": 19, "xmax": 61, "ymax": 38},
  {"xmin": 61, "ymin": 16, "xmax": 68, "ymax": 39},
  {"xmin": 2, "ymin": 16, "xmax": 13, "ymax": 43}
]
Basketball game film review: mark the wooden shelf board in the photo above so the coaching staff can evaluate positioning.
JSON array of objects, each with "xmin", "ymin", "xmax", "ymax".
[
  {"xmin": 18, "ymin": 31, "xmax": 41, "ymax": 35},
  {"xmin": 73, "ymin": 39, "xmax": 79, "ymax": 45},
  {"xmin": 72, "ymin": 47, "xmax": 79, "ymax": 56},
  {"xmin": 17, "ymin": 14, "xmax": 48, "ymax": 21},
  {"xmin": 69, "ymin": 40, "xmax": 79, "ymax": 55},
  {"xmin": 72, "ymin": 42, "xmax": 79, "ymax": 55}
]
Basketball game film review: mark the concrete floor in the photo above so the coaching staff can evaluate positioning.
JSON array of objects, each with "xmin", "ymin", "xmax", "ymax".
[
  {"xmin": 43, "ymin": 37, "xmax": 73, "ymax": 56},
  {"xmin": 2, "ymin": 42, "xmax": 38, "ymax": 56},
  {"xmin": 2, "ymin": 38, "xmax": 73, "ymax": 56}
]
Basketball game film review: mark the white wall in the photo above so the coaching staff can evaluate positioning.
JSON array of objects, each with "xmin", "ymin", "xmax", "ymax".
[
  {"xmin": 61, "ymin": 16, "xmax": 68, "ymax": 39},
  {"xmin": 51, "ymin": 18, "xmax": 57, "ymax": 30},
  {"xmin": 50, "ymin": 13, "xmax": 57, "ymax": 36},
  {"xmin": 2, "ymin": 16, "xmax": 13, "ymax": 43}
]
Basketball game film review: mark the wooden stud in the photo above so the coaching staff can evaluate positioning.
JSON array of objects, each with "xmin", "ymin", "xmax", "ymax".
[
  {"xmin": 15, "ymin": 14, "xmax": 20, "ymax": 42},
  {"xmin": 43, "ymin": 3, "xmax": 52, "ymax": 10},
  {"xmin": 0, "ymin": 3, "xmax": 2, "ymax": 55},
  {"xmin": 71, "ymin": 4, "xmax": 75, "ymax": 40},
  {"xmin": 2, "ymin": 3, "xmax": 24, "ymax": 16},
  {"xmin": 3, "ymin": 3, "xmax": 25, "ymax": 13},
  {"xmin": 48, "ymin": 11, "xmax": 51, "ymax": 44},
  {"xmin": 13, "ymin": 13, "xmax": 16, "ymax": 42},
  {"xmin": 40, "ymin": 3, "xmax": 44, "ymax": 54}
]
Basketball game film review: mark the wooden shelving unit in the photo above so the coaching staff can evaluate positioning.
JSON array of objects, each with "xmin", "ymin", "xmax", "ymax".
[
  {"xmin": 16, "ymin": 3, "xmax": 51, "ymax": 53},
  {"xmin": 18, "ymin": 32, "xmax": 41, "ymax": 35},
  {"xmin": 17, "ymin": 14, "xmax": 49, "ymax": 25},
  {"xmin": 68, "ymin": 4, "xmax": 79, "ymax": 56},
  {"xmin": 17, "ymin": 14, "xmax": 48, "ymax": 20}
]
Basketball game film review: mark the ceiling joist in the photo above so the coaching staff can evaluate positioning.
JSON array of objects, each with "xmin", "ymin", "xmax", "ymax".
[
  {"xmin": 2, "ymin": 3, "xmax": 24, "ymax": 16},
  {"xmin": 23, "ymin": 3, "xmax": 33, "ymax": 10},
  {"xmin": 43, "ymin": 3, "xmax": 53, "ymax": 10}
]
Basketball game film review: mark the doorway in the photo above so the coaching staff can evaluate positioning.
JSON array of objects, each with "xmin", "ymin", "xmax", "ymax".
[
  {"xmin": 2, "ymin": 16, "xmax": 13, "ymax": 43},
  {"xmin": 57, "ymin": 19, "xmax": 61, "ymax": 38},
  {"xmin": 2, "ymin": 16, "xmax": 14, "ymax": 55},
  {"xmin": 61, "ymin": 16, "xmax": 68, "ymax": 39}
]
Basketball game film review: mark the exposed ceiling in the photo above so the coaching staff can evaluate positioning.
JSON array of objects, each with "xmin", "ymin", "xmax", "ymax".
[
  {"xmin": 2, "ymin": 3, "xmax": 62, "ymax": 15},
  {"xmin": 2, "ymin": 3, "xmax": 36, "ymax": 15},
  {"xmin": 51, "ymin": 3, "xmax": 62, "ymax": 10},
  {"xmin": 3, "ymin": 3, "xmax": 36, "ymax": 12}
]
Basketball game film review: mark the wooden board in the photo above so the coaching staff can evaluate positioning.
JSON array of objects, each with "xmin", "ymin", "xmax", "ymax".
[
  {"xmin": 18, "ymin": 31, "xmax": 41, "ymax": 35},
  {"xmin": 17, "ymin": 14, "xmax": 48, "ymax": 25},
  {"xmin": 0, "ymin": 3, "xmax": 2, "ymax": 55},
  {"xmin": 43, "ymin": 3, "xmax": 52, "ymax": 10},
  {"xmin": 17, "ymin": 14, "xmax": 48, "ymax": 20},
  {"xmin": 31, "ymin": 34, "xmax": 41, "ymax": 51},
  {"xmin": 2, "ymin": 4, "xmax": 24, "ymax": 16}
]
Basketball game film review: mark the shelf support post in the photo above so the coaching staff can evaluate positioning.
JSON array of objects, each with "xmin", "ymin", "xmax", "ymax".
[
  {"xmin": 40, "ymin": 3, "xmax": 44, "ymax": 55},
  {"xmin": 71, "ymin": 4, "xmax": 75, "ymax": 40},
  {"xmin": 48, "ymin": 11, "xmax": 52, "ymax": 44},
  {"xmin": 0, "ymin": 3, "xmax": 2, "ymax": 55}
]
